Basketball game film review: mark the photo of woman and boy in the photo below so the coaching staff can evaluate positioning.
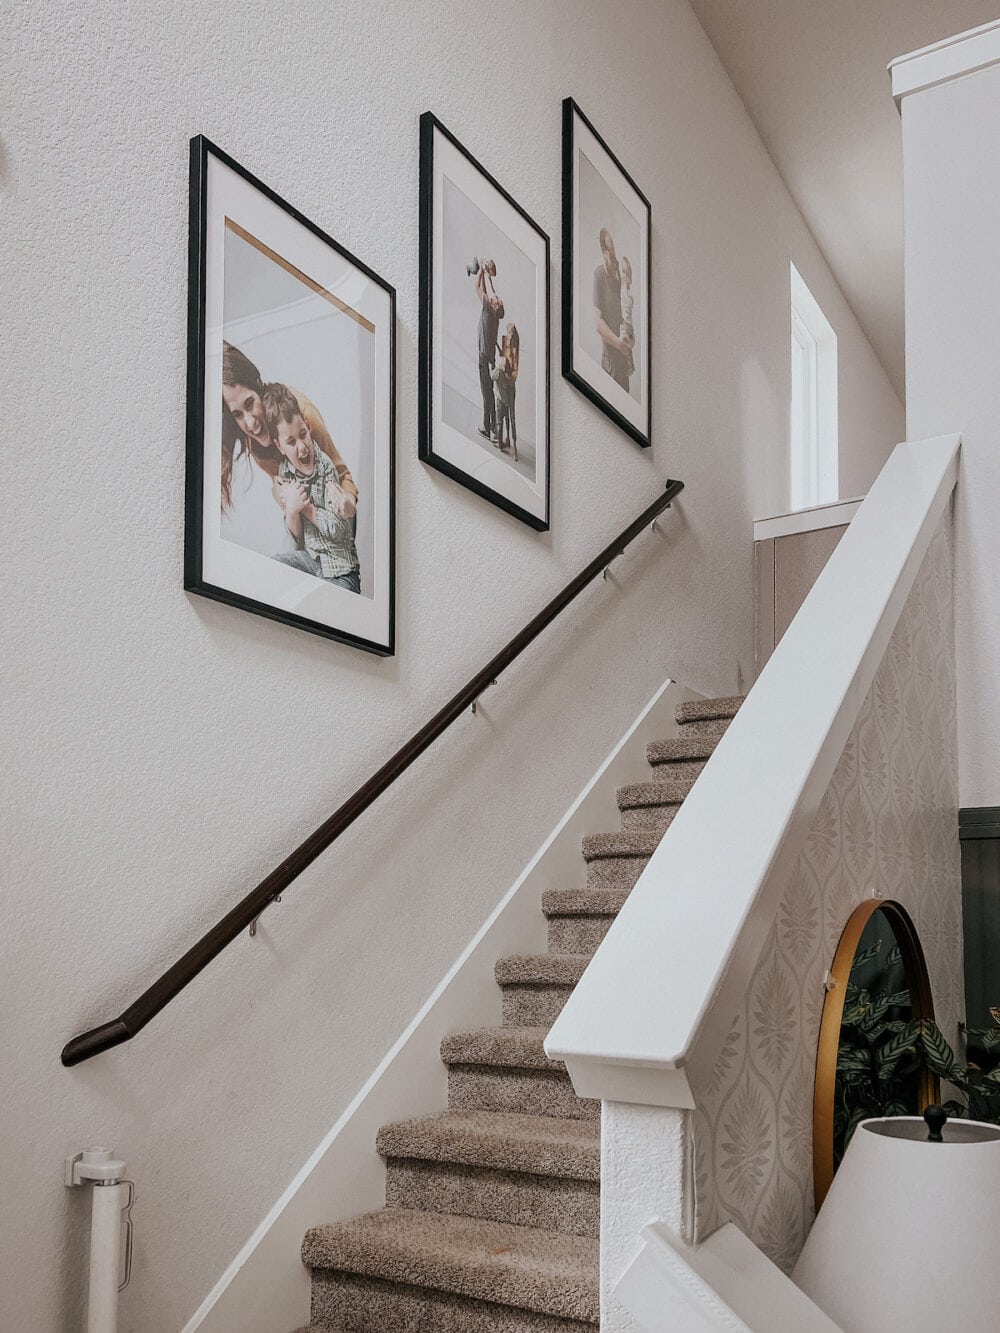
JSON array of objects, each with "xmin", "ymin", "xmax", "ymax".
[
  {"xmin": 218, "ymin": 219, "xmax": 377, "ymax": 600},
  {"xmin": 221, "ymin": 342, "xmax": 361, "ymax": 594},
  {"xmin": 187, "ymin": 138, "xmax": 394, "ymax": 652}
]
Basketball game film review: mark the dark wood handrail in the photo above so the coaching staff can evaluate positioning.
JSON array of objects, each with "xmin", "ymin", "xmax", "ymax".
[{"xmin": 61, "ymin": 481, "xmax": 684, "ymax": 1066}]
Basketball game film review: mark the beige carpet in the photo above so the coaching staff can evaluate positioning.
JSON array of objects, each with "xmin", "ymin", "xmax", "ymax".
[{"xmin": 299, "ymin": 695, "xmax": 743, "ymax": 1330}]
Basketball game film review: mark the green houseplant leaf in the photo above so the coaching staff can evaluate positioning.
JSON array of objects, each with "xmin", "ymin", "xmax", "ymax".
[
  {"xmin": 875, "ymin": 1021, "xmax": 921, "ymax": 1079},
  {"xmin": 917, "ymin": 1021, "xmax": 958, "ymax": 1080}
]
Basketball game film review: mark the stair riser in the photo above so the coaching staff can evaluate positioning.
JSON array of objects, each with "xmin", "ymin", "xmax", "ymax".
[
  {"xmin": 547, "ymin": 915, "xmax": 615, "ymax": 954},
  {"xmin": 502, "ymin": 984, "xmax": 574, "ymax": 1027},
  {"xmin": 311, "ymin": 1271, "xmax": 598, "ymax": 1331},
  {"xmin": 385, "ymin": 1159, "xmax": 599, "ymax": 1238},
  {"xmin": 448, "ymin": 1066, "xmax": 599, "ymax": 1121},
  {"xmin": 376, "ymin": 1116, "xmax": 601, "ymax": 1184},
  {"xmin": 619, "ymin": 804, "xmax": 679, "ymax": 833},
  {"xmin": 585, "ymin": 855, "xmax": 650, "ymax": 890},
  {"xmin": 647, "ymin": 756, "xmax": 709, "ymax": 776},
  {"xmin": 675, "ymin": 716, "xmax": 730, "ymax": 741}
]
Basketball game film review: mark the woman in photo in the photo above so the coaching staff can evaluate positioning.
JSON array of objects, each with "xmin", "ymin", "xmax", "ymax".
[{"xmin": 220, "ymin": 342, "xmax": 358, "ymax": 559}]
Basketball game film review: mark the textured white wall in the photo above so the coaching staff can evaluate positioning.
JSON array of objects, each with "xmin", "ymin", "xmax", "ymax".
[
  {"xmin": 900, "ymin": 56, "xmax": 1000, "ymax": 805},
  {"xmin": 2, "ymin": 2, "xmax": 901, "ymax": 1328}
]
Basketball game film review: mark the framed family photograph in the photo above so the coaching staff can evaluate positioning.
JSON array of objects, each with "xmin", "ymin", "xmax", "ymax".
[
  {"xmin": 419, "ymin": 112, "xmax": 550, "ymax": 531},
  {"xmin": 562, "ymin": 98, "xmax": 651, "ymax": 448},
  {"xmin": 185, "ymin": 136, "xmax": 396, "ymax": 654}
]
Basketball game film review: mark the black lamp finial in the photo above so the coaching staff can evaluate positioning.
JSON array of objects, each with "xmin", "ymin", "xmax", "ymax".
[{"xmin": 924, "ymin": 1104, "xmax": 948, "ymax": 1142}]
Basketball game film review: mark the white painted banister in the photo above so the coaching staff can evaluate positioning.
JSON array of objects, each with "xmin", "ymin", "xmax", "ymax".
[
  {"xmin": 616, "ymin": 1222, "xmax": 841, "ymax": 1332},
  {"xmin": 545, "ymin": 435, "xmax": 960, "ymax": 1106}
]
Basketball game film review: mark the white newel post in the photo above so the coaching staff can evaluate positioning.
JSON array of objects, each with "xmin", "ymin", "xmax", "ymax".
[{"xmin": 600, "ymin": 1102, "xmax": 689, "ymax": 1331}]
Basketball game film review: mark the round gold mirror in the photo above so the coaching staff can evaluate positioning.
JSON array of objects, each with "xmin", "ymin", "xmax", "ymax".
[{"xmin": 813, "ymin": 899, "xmax": 938, "ymax": 1207}]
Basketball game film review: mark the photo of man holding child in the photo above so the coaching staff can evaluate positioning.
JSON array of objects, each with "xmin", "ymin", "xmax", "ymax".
[
  {"xmin": 418, "ymin": 113, "xmax": 550, "ymax": 531},
  {"xmin": 578, "ymin": 157, "xmax": 642, "ymax": 407},
  {"xmin": 440, "ymin": 177, "xmax": 537, "ymax": 484},
  {"xmin": 562, "ymin": 98, "xmax": 651, "ymax": 449}
]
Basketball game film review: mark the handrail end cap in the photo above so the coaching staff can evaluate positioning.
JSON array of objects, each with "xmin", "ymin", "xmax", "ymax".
[{"xmin": 61, "ymin": 1019, "xmax": 133, "ymax": 1068}]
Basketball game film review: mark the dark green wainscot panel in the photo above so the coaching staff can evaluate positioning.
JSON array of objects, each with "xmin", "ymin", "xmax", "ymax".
[{"xmin": 960, "ymin": 806, "xmax": 1000, "ymax": 1057}]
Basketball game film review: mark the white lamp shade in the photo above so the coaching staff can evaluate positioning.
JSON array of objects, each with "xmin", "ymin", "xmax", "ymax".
[{"xmin": 793, "ymin": 1116, "xmax": 1000, "ymax": 1332}]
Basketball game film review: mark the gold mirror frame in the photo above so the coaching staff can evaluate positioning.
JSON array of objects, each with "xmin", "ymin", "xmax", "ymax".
[{"xmin": 813, "ymin": 899, "xmax": 938, "ymax": 1208}]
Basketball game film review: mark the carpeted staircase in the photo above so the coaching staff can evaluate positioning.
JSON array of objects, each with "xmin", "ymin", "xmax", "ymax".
[{"xmin": 295, "ymin": 694, "xmax": 743, "ymax": 1332}]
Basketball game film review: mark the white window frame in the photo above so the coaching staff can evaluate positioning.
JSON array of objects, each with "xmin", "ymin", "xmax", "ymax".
[{"xmin": 790, "ymin": 264, "xmax": 838, "ymax": 510}]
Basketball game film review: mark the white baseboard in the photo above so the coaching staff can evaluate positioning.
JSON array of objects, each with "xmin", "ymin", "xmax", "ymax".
[{"xmin": 183, "ymin": 676, "xmax": 695, "ymax": 1333}]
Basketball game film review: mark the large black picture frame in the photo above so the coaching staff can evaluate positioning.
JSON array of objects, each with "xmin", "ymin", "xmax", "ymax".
[
  {"xmin": 185, "ymin": 135, "xmax": 397, "ymax": 655},
  {"xmin": 418, "ymin": 112, "xmax": 551, "ymax": 531},
  {"xmin": 562, "ymin": 98, "xmax": 652, "ymax": 449}
]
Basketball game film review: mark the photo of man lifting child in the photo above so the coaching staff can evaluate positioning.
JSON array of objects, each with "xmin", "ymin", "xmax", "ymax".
[{"xmin": 438, "ymin": 172, "xmax": 539, "ymax": 486}]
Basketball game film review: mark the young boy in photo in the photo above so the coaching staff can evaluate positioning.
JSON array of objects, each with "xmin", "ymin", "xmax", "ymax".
[
  {"xmin": 262, "ymin": 383, "xmax": 361, "ymax": 594},
  {"xmin": 490, "ymin": 322, "xmax": 520, "ymax": 462}
]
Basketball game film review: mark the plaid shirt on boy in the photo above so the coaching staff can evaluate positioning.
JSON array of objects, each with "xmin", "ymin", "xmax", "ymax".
[{"xmin": 279, "ymin": 450, "xmax": 359, "ymax": 580}]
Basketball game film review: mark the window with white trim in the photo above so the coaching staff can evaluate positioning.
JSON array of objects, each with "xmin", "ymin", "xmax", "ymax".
[{"xmin": 790, "ymin": 264, "xmax": 838, "ymax": 509}]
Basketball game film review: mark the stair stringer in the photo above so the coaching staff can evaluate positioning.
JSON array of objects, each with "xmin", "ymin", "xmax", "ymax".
[{"xmin": 182, "ymin": 676, "xmax": 699, "ymax": 1333}]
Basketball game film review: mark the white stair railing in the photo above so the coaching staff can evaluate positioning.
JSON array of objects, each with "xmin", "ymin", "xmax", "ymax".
[{"xmin": 546, "ymin": 435, "xmax": 961, "ymax": 1329}]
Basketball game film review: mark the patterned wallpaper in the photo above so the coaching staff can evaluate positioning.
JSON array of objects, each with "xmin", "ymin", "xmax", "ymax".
[{"xmin": 687, "ymin": 513, "xmax": 962, "ymax": 1271}]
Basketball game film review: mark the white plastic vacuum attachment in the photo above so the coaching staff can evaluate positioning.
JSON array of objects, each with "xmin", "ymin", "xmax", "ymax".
[{"xmin": 65, "ymin": 1148, "xmax": 134, "ymax": 1333}]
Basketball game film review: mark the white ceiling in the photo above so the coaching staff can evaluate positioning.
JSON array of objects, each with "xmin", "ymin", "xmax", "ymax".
[{"xmin": 687, "ymin": 1, "xmax": 999, "ymax": 401}]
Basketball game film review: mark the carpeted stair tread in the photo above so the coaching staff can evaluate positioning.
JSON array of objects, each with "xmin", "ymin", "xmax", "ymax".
[
  {"xmin": 376, "ymin": 1110, "xmax": 600, "ymax": 1180},
  {"xmin": 442, "ymin": 1026, "xmax": 561, "ymax": 1070},
  {"xmin": 647, "ymin": 734, "xmax": 717, "ymax": 764},
  {"xmin": 495, "ymin": 954, "xmax": 590, "ymax": 986},
  {"xmin": 541, "ymin": 886, "xmax": 630, "ymax": 916},
  {"xmin": 617, "ymin": 778, "xmax": 693, "ymax": 808},
  {"xmin": 674, "ymin": 694, "xmax": 744, "ymax": 724},
  {"xmin": 302, "ymin": 1208, "xmax": 599, "ymax": 1323},
  {"xmin": 581, "ymin": 829, "xmax": 662, "ymax": 860}
]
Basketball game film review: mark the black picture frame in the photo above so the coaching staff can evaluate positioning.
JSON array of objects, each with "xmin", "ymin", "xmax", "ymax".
[
  {"xmin": 419, "ymin": 112, "xmax": 551, "ymax": 531},
  {"xmin": 185, "ymin": 136, "xmax": 396, "ymax": 655},
  {"xmin": 562, "ymin": 97, "xmax": 652, "ymax": 449}
]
